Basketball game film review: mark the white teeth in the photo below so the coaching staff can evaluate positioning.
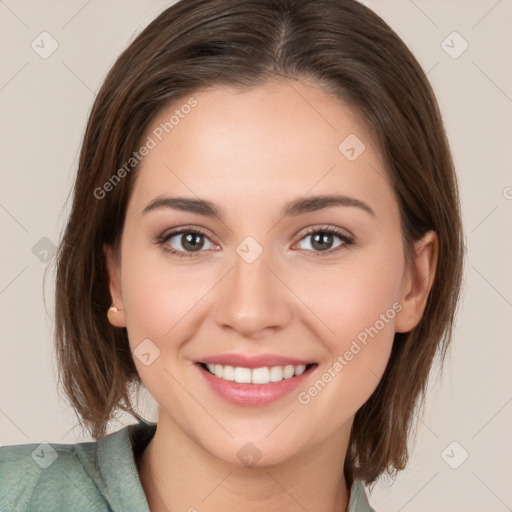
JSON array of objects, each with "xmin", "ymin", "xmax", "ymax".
[
  {"xmin": 251, "ymin": 367, "xmax": 270, "ymax": 384},
  {"xmin": 269, "ymin": 366, "xmax": 283, "ymax": 382},
  {"xmin": 283, "ymin": 365, "xmax": 295, "ymax": 379},
  {"xmin": 204, "ymin": 363, "xmax": 310, "ymax": 384},
  {"xmin": 222, "ymin": 365, "xmax": 235, "ymax": 381},
  {"xmin": 234, "ymin": 367, "xmax": 252, "ymax": 383},
  {"xmin": 294, "ymin": 364, "xmax": 306, "ymax": 376}
]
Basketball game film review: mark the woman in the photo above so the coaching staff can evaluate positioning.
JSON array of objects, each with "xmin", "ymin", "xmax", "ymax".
[{"xmin": 0, "ymin": 0, "xmax": 463, "ymax": 511}]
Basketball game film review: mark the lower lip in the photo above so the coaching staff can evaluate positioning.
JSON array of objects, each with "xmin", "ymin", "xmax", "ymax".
[{"xmin": 196, "ymin": 364, "xmax": 316, "ymax": 406}]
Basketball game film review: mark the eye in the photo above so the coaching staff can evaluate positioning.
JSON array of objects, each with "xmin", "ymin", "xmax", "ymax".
[
  {"xmin": 294, "ymin": 226, "xmax": 353, "ymax": 255},
  {"xmin": 156, "ymin": 225, "xmax": 353, "ymax": 259},
  {"xmin": 157, "ymin": 227, "xmax": 217, "ymax": 258}
]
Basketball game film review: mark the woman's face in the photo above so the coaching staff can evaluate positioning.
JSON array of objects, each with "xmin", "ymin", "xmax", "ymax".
[{"xmin": 106, "ymin": 79, "xmax": 423, "ymax": 466}]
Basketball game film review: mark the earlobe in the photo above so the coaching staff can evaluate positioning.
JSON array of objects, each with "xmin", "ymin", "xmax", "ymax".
[
  {"xmin": 107, "ymin": 305, "xmax": 126, "ymax": 328},
  {"xmin": 103, "ymin": 243, "xmax": 127, "ymax": 328},
  {"xmin": 395, "ymin": 231, "xmax": 438, "ymax": 333}
]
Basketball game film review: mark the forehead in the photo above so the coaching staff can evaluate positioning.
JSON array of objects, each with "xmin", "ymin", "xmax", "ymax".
[{"xmin": 128, "ymin": 80, "xmax": 395, "ymax": 218}]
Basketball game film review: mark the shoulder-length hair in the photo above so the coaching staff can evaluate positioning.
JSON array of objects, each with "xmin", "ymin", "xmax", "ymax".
[{"xmin": 54, "ymin": 0, "xmax": 464, "ymax": 485}]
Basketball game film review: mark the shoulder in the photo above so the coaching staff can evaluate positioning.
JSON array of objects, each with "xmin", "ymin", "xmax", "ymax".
[
  {"xmin": 0, "ymin": 436, "xmax": 108, "ymax": 512},
  {"xmin": 0, "ymin": 420, "xmax": 156, "ymax": 512}
]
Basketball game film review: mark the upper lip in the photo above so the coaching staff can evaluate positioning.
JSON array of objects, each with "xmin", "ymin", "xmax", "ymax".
[{"xmin": 198, "ymin": 353, "xmax": 314, "ymax": 369}]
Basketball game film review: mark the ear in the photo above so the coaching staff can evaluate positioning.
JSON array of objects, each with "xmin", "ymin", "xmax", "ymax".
[
  {"xmin": 395, "ymin": 231, "xmax": 438, "ymax": 333},
  {"xmin": 104, "ymin": 243, "xmax": 126, "ymax": 328}
]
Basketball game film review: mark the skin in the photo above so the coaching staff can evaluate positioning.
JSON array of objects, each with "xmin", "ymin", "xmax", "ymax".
[{"xmin": 105, "ymin": 78, "xmax": 437, "ymax": 512}]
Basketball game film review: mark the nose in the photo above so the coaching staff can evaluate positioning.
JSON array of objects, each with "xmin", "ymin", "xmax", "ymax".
[{"xmin": 213, "ymin": 245, "xmax": 293, "ymax": 338}]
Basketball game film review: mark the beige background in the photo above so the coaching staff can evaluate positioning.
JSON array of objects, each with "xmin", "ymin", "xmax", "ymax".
[{"xmin": 1, "ymin": 1, "xmax": 511, "ymax": 510}]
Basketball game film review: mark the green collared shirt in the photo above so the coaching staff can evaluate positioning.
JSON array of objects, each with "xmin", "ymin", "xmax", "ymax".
[{"xmin": 1, "ymin": 418, "xmax": 376, "ymax": 511}]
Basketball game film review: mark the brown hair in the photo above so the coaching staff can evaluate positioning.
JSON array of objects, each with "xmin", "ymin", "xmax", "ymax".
[{"xmin": 54, "ymin": 0, "xmax": 464, "ymax": 485}]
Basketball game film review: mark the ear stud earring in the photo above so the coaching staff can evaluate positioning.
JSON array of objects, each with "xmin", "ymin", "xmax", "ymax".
[{"xmin": 109, "ymin": 305, "xmax": 123, "ymax": 313}]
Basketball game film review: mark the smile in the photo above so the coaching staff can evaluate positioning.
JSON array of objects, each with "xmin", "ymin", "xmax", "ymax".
[
  {"xmin": 200, "ymin": 362, "xmax": 313, "ymax": 384},
  {"xmin": 195, "ymin": 354, "xmax": 318, "ymax": 406}
]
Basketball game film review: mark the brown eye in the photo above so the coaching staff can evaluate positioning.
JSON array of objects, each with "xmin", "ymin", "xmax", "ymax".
[
  {"xmin": 159, "ymin": 229, "xmax": 216, "ymax": 258},
  {"xmin": 175, "ymin": 232, "xmax": 206, "ymax": 252},
  {"xmin": 296, "ymin": 227, "xmax": 353, "ymax": 254}
]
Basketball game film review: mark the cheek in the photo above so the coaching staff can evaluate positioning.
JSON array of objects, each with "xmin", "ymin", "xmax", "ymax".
[
  {"xmin": 293, "ymin": 248, "xmax": 404, "ymax": 346},
  {"xmin": 118, "ymin": 249, "xmax": 213, "ymax": 405},
  {"xmin": 291, "ymin": 247, "xmax": 404, "ymax": 408},
  {"xmin": 118, "ymin": 239, "xmax": 219, "ymax": 373},
  {"xmin": 293, "ymin": 268, "xmax": 401, "ymax": 437},
  {"xmin": 121, "ymin": 258, "xmax": 206, "ymax": 347}
]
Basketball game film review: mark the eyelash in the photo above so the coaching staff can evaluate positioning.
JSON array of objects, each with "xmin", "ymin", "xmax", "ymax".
[{"xmin": 156, "ymin": 225, "xmax": 354, "ymax": 259}]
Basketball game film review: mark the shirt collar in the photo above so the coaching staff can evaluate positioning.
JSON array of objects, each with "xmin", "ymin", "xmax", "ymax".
[{"xmin": 348, "ymin": 479, "xmax": 376, "ymax": 511}]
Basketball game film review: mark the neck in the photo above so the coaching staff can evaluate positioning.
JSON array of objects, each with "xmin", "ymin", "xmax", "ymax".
[{"xmin": 137, "ymin": 412, "xmax": 352, "ymax": 512}]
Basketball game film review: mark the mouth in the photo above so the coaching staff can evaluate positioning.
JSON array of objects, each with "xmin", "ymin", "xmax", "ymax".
[
  {"xmin": 198, "ymin": 362, "xmax": 317, "ymax": 384},
  {"xmin": 194, "ymin": 355, "xmax": 318, "ymax": 406}
]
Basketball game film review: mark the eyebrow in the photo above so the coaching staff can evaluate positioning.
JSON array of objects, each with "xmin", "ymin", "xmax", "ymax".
[{"xmin": 142, "ymin": 194, "xmax": 375, "ymax": 219}]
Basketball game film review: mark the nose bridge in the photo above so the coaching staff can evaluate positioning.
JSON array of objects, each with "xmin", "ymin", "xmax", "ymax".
[{"xmin": 213, "ymin": 239, "xmax": 291, "ymax": 335}]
